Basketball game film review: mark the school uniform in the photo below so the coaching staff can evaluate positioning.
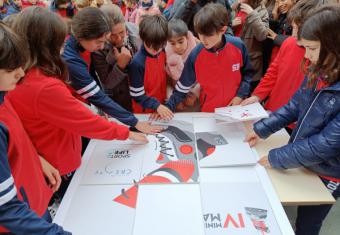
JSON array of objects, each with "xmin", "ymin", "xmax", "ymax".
[
  {"xmin": 166, "ymin": 34, "xmax": 253, "ymax": 112},
  {"xmin": 6, "ymin": 68, "xmax": 130, "ymax": 176},
  {"xmin": 128, "ymin": 45, "xmax": 167, "ymax": 113},
  {"xmin": 0, "ymin": 92, "xmax": 69, "ymax": 234}
]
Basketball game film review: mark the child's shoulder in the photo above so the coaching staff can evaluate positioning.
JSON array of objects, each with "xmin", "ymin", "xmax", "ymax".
[{"xmin": 224, "ymin": 35, "xmax": 246, "ymax": 49}]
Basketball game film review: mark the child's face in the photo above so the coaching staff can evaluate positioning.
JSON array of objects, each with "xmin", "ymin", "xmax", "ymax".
[
  {"xmin": 300, "ymin": 38, "xmax": 320, "ymax": 65},
  {"xmin": 168, "ymin": 35, "xmax": 188, "ymax": 56},
  {"xmin": 198, "ymin": 28, "xmax": 226, "ymax": 50},
  {"xmin": 110, "ymin": 23, "xmax": 127, "ymax": 48},
  {"xmin": 80, "ymin": 33, "xmax": 110, "ymax": 52},
  {"xmin": 0, "ymin": 68, "xmax": 25, "ymax": 91},
  {"xmin": 278, "ymin": 0, "xmax": 295, "ymax": 14},
  {"xmin": 144, "ymin": 43, "xmax": 164, "ymax": 56}
]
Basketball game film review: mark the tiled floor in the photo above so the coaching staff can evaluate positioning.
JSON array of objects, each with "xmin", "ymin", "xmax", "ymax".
[{"xmin": 285, "ymin": 201, "xmax": 339, "ymax": 234}]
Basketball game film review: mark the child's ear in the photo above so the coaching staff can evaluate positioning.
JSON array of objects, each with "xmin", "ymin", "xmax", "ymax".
[{"xmin": 220, "ymin": 26, "xmax": 228, "ymax": 34}]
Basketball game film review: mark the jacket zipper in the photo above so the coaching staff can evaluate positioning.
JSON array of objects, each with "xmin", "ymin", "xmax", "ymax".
[{"xmin": 292, "ymin": 91, "xmax": 322, "ymax": 143}]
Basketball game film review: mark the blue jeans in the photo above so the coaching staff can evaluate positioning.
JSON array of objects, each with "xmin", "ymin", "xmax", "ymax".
[{"xmin": 295, "ymin": 177, "xmax": 340, "ymax": 235}]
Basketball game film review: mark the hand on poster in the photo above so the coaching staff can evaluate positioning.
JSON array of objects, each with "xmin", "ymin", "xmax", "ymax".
[
  {"xmin": 135, "ymin": 121, "xmax": 163, "ymax": 134},
  {"xmin": 156, "ymin": 104, "xmax": 174, "ymax": 121},
  {"xmin": 128, "ymin": 131, "xmax": 149, "ymax": 143},
  {"xmin": 149, "ymin": 112, "xmax": 161, "ymax": 121},
  {"xmin": 228, "ymin": 96, "xmax": 243, "ymax": 106},
  {"xmin": 244, "ymin": 130, "xmax": 260, "ymax": 147},
  {"xmin": 39, "ymin": 156, "xmax": 61, "ymax": 192},
  {"xmin": 241, "ymin": 95, "xmax": 260, "ymax": 106},
  {"xmin": 258, "ymin": 155, "xmax": 272, "ymax": 168}
]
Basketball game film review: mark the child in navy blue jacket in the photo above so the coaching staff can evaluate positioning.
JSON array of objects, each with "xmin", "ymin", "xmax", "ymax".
[
  {"xmin": 246, "ymin": 4, "xmax": 340, "ymax": 235},
  {"xmin": 128, "ymin": 14, "xmax": 174, "ymax": 120},
  {"xmin": 166, "ymin": 3, "xmax": 253, "ymax": 112},
  {"xmin": 63, "ymin": 7, "xmax": 162, "ymax": 134},
  {"xmin": 0, "ymin": 22, "xmax": 70, "ymax": 235}
]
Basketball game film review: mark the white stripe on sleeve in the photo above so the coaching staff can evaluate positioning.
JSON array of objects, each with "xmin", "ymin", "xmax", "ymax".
[
  {"xmin": 76, "ymin": 81, "xmax": 97, "ymax": 95},
  {"xmin": 81, "ymin": 86, "xmax": 101, "ymax": 99}
]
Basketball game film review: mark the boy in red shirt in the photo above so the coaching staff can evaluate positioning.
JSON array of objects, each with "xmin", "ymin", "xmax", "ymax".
[
  {"xmin": 128, "ymin": 14, "xmax": 174, "ymax": 120},
  {"xmin": 166, "ymin": 3, "xmax": 253, "ymax": 112}
]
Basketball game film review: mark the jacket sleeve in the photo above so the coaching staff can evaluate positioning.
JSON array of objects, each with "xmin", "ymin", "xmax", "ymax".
[
  {"xmin": 246, "ymin": 9, "xmax": 269, "ymax": 42},
  {"xmin": 274, "ymin": 34, "xmax": 289, "ymax": 47},
  {"xmin": 252, "ymin": 46, "xmax": 281, "ymax": 100},
  {"xmin": 235, "ymin": 39, "xmax": 253, "ymax": 98},
  {"xmin": 253, "ymin": 80, "xmax": 304, "ymax": 138},
  {"xmin": 91, "ymin": 50, "xmax": 128, "ymax": 90},
  {"xmin": 165, "ymin": 51, "xmax": 197, "ymax": 112},
  {"xmin": 36, "ymin": 83, "xmax": 130, "ymax": 140},
  {"xmin": 0, "ymin": 124, "xmax": 71, "ymax": 235},
  {"xmin": 66, "ymin": 58, "xmax": 138, "ymax": 127},
  {"xmin": 128, "ymin": 59, "xmax": 161, "ymax": 110},
  {"xmin": 173, "ymin": 0, "xmax": 196, "ymax": 24},
  {"xmin": 268, "ymin": 111, "xmax": 340, "ymax": 170}
]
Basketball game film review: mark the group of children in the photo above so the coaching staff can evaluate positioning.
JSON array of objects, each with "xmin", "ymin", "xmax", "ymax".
[{"xmin": 0, "ymin": 0, "xmax": 340, "ymax": 234}]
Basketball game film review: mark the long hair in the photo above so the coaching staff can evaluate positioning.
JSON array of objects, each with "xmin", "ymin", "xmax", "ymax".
[
  {"xmin": 13, "ymin": 7, "xmax": 68, "ymax": 81},
  {"xmin": 0, "ymin": 21, "xmax": 27, "ymax": 71},
  {"xmin": 300, "ymin": 4, "xmax": 340, "ymax": 86}
]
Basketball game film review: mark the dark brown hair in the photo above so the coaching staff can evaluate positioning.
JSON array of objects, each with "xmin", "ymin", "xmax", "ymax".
[
  {"xmin": 194, "ymin": 3, "xmax": 229, "ymax": 36},
  {"xmin": 139, "ymin": 14, "xmax": 168, "ymax": 51},
  {"xmin": 300, "ymin": 4, "xmax": 340, "ymax": 86},
  {"xmin": 288, "ymin": 0, "xmax": 322, "ymax": 27},
  {"xmin": 0, "ymin": 22, "xmax": 27, "ymax": 71},
  {"xmin": 13, "ymin": 7, "xmax": 68, "ymax": 81},
  {"xmin": 71, "ymin": 7, "xmax": 112, "ymax": 40},
  {"xmin": 168, "ymin": 19, "xmax": 188, "ymax": 39},
  {"xmin": 246, "ymin": 0, "xmax": 264, "ymax": 9}
]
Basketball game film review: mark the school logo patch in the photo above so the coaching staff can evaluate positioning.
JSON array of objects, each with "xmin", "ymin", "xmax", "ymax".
[{"xmin": 232, "ymin": 63, "xmax": 240, "ymax": 72}]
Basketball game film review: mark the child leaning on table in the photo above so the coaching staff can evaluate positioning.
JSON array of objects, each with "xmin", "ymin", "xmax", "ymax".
[
  {"xmin": 0, "ymin": 21, "xmax": 70, "ymax": 234},
  {"xmin": 245, "ymin": 4, "xmax": 340, "ymax": 235}
]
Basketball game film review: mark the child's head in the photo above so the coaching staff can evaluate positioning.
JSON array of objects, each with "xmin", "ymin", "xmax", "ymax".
[
  {"xmin": 75, "ymin": 0, "xmax": 91, "ymax": 10},
  {"xmin": 239, "ymin": 0, "xmax": 263, "ymax": 9},
  {"xmin": 2, "ymin": 13, "xmax": 19, "ymax": 28},
  {"xmin": 101, "ymin": 4, "xmax": 126, "ymax": 48},
  {"xmin": 278, "ymin": 0, "xmax": 296, "ymax": 15},
  {"xmin": 0, "ymin": 22, "xmax": 26, "ymax": 91},
  {"xmin": 287, "ymin": 0, "xmax": 322, "ymax": 39},
  {"xmin": 13, "ymin": 7, "xmax": 68, "ymax": 81},
  {"xmin": 300, "ymin": 4, "xmax": 340, "ymax": 85},
  {"xmin": 167, "ymin": 19, "xmax": 189, "ymax": 56},
  {"xmin": 71, "ymin": 7, "xmax": 112, "ymax": 52},
  {"xmin": 194, "ymin": 3, "xmax": 228, "ymax": 49},
  {"xmin": 28, "ymin": 0, "xmax": 39, "ymax": 5},
  {"xmin": 139, "ymin": 14, "xmax": 168, "ymax": 55}
]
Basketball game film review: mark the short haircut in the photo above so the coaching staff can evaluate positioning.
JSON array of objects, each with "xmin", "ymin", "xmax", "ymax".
[
  {"xmin": 194, "ymin": 3, "xmax": 229, "ymax": 36},
  {"xmin": 0, "ymin": 22, "xmax": 26, "ymax": 70},
  {"xmin": 288, "ymin": 0, "xmax": 323, "ymax": 26},
  {"xmin": 71, "ymin": 7, "xmax": 112, "ymax": 40},
  {"xmin": 168, "ymin": 19, "xmax": 188, "ymax": 39},
  {"xmin": 100, "ymin": 4, "xmax": 125, "ymax": 25},
  {"xmin": 139, "ymin": 14, "xmax": 168, "ymax": 51}
]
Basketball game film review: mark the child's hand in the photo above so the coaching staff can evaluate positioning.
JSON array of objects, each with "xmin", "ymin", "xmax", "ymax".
[
  {"xmin": 240, "ymin": 96, "xmax": 260, "ymax": 106},
  {"xmin": 267, "ymin": 28, "xmax": 278, "ymax": 40},
  {"xmin": 240, "ymin": 3, "xmax": 254, "ymax": 15},
  {"xmin": 157, "ymin": 104, "xmax": 174, "ymax": 121},
  {"xmin": 128, "ymin": 131, "xmax": 149, "ymax": 143},
  {"xmin": 135, "ymin": 121, "xmax": 163, "ymax": 134},
  {"xmin": 39, "ymin": 156, "xmax": 61, "ymax": 192},
  {"xmin": 228, "ymin": 96, "xmax": 243, "ymax": 106},
  {"xmin": 258, "ymin": 156, "xmax": 272, "ymax": 168},
  {"xmin": 232, "ymin": 17, "xmax": 242, "ymax": 27},
  {"xmin": 114, "ymin": 46, "xmax": 132, "ymax": 70},
  {"xmin": 272, "ymin": 0, "xmax": 280, "ymax": 20},
  {"xmin": 244, "ymin": 130, "xmax": 260, "ymax": 147},
  {"xmin": 149, "ymin": 112, "xmax": 161, "ymax": 121}
]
